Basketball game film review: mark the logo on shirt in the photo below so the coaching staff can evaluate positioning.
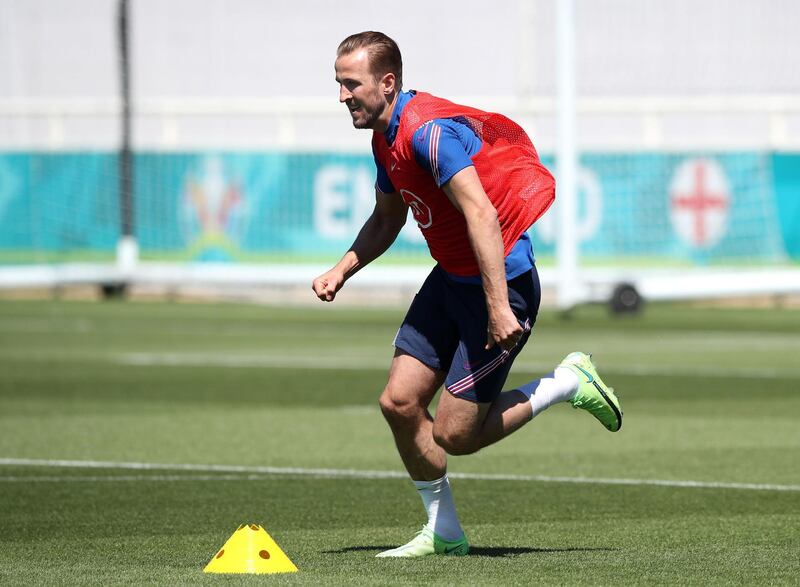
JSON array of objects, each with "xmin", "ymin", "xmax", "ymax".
[
  {"xmin": 400, "ymin": 189, "xmax": 432, "ymax": 229},
  {"xmin": 416, "ymin": 121, "xmax": 433, "ymax": 142}
]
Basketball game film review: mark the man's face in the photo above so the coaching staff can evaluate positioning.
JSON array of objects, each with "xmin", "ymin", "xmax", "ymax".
[{"xmin": 335, "ymin": 48, "xmax": 390, "ymax": 131}]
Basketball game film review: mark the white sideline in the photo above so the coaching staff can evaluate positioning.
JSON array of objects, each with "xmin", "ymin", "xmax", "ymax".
[{"xmin": 1, "ymin": 458, "xmax": 798, "ymax": 492}]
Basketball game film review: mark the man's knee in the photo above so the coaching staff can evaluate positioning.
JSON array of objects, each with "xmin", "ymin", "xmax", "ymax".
[
  {"xmin": 378, "ymin": 386, "xmax": 422, "ymax": 424},
  {"xmin": 432, "ymin": 422, "xmax": 479, "ymax": 456}
]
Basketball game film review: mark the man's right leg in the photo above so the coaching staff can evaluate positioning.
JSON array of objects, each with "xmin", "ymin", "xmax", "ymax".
[
  {"xmin": 376, "ymin": 349, "xmax": 469, "ymax": 557},
  {"xmin": 378, "ymin": 349, "xmax": 447, "ymax": 481}
]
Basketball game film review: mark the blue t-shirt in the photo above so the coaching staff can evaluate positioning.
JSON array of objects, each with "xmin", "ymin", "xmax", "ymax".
[
  {"xmin": 374, "ymin": 91, "xmax": 481, "ymax": 193},
  {"xmin": 373, "ymin": 90, "xmax": 535, "ymax": 282}
]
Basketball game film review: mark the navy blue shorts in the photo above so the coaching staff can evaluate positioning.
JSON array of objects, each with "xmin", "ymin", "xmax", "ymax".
[{"xmin": 394, "ymin": 265, "xmax": 541, "ymax": 403}]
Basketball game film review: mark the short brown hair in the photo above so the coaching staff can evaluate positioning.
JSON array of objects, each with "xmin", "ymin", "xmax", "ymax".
[{"xmin": 337, "ymin": 31, "xmax": 403, "ymax": 90}]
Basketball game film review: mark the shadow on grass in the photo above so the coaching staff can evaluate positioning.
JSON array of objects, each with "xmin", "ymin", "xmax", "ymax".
[
  {"xmin": 323, "ymin": 546, "xmax": 616, "ymax": 558},
  {"xmin": 469, "ymin": 546, "xmax": 616, "ymax": 558}
]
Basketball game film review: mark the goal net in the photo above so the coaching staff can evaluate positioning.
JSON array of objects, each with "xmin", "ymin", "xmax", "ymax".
[
  {"xmin": 0, "ymin": 0, "xmax": 797, "ymax": 304},
  {"xmin": 524, "ymin": 0, "xmax": 798, "ymax": 306}
]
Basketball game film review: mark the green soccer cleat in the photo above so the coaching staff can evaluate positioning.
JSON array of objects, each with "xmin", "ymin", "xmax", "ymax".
[
  {"xmin": 376, "ymin": 526, "xmax": 469, "ymax": 558},
  {"xmin": 560, "ymin": 351, "xmax": 623, "ymax": 432}
]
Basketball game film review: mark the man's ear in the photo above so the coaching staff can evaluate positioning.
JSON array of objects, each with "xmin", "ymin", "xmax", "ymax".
[{"xmin": 381, "ymin": 72, "xmax": 397, "ymax": 96}]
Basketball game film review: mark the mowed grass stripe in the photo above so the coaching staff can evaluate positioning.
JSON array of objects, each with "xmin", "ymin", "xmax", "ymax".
[
  {"xmin": 3, "ymin": 458, "xmax": 799, "ymax": 492},
  {"xmin": 3, "ymin": 316, "xmax": 800, "ymax": 344},
  {"xmin": 1, "ymin": 348, "xmax": 799, "ymax": 379},
  {"xmin": 115, "ymin": 351, "xmax": 800, "ymax": 379}
]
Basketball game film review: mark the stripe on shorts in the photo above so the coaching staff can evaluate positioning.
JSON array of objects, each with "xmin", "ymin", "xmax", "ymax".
[
  {"xmin": 447, "ymin": 319, "xmax": 532, "ymax": 396},
  {"xmin": 448, "ymin": 350, "xmax": 510, "ymax": 395}
]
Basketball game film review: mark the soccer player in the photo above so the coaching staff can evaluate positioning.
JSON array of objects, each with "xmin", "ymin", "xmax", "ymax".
[{"xmin": 312, "ymin": 31, "xmax": 622, "ymax": 557}]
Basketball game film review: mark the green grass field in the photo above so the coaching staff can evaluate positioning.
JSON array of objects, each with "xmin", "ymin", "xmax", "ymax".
[{"xmin": 1, "ymin": 299, "xmax": 799, "ymax": 585}]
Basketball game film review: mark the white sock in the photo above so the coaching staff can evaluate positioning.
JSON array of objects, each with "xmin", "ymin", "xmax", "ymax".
[
  {"xmin": 518, "ymin": 367, "xmax": 580, "ymax": 419},
  {"xmin": 413, "ymin": 474, "xmax": 464, "ymax": 541}
]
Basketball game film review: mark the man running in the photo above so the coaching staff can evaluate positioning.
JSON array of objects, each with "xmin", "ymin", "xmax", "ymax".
[{"xmin": 312, "ymin": 31, "xmax": 622, "ymax": 557}]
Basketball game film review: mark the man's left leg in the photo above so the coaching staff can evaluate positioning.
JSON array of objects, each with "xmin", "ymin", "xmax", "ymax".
[
  {"xmin": 432, "ymin": 266, "xmax": 621, "ymax": 454},
  {"xmin": 434, "ymin": 352, "xmax": 623, "ymax": 455},
  {"xmin": 432, "ymin": 365, "xmax": 580, "ymax": 454},
  {"xmin": 432, "ymin": 384, "xmax": 528, "ymax": 455}
]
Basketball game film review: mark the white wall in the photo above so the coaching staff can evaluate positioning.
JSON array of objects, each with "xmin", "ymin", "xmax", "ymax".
[{"xmin": 1, "ymin": 0, "xmax": 799, "ymax": 149}]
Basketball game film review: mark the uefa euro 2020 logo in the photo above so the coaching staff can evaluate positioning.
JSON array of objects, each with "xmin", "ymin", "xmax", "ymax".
[{"xmin": 180, "ymin": 156, "xmax": 249, "ymax": 261}]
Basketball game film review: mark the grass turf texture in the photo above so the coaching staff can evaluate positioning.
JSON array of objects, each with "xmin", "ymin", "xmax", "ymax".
[{"xmin": 0, "ymin": 299, "xmax": 798, "ymax": 585}]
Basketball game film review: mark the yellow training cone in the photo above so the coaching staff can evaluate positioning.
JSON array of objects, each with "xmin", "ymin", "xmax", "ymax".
[{"xmin": 203, "ymin": 523, "xmax": 298, "ymax": 574}]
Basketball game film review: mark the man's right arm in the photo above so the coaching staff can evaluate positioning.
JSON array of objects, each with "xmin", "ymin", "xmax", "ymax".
[{"xmin": 312, "ymin": 190, "xmax": 408, "ymax": 302}]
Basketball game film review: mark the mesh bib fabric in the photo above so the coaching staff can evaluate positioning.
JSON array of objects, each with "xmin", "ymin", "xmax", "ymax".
[{"xmin": 373, "ymin": 92, "xmax": 555, "ymax": 276}]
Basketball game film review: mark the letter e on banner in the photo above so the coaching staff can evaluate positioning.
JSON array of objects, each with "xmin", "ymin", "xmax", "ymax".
[
  {"xmin": 314, "ymin": 165, "xmax": 350, "ymax": 238},
  {"xmin": 313, "ymin": 165, "xmax": 374, "ymax": 239}
]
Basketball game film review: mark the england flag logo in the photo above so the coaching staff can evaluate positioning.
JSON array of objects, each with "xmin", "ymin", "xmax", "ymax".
[{"xmin": 669, "ymin": 158, "xmax": 731, "ymax": 249}]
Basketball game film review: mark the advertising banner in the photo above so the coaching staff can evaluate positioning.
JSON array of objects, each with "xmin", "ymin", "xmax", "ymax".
[{"xmin": 0, "ymin": 151, "xmax": 796, "ymax": 264}]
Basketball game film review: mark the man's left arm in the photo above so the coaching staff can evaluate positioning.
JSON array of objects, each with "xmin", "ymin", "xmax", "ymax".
[{"xmin": 442, "ymin": 166, "xmax": 523, "ymax": 351}]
